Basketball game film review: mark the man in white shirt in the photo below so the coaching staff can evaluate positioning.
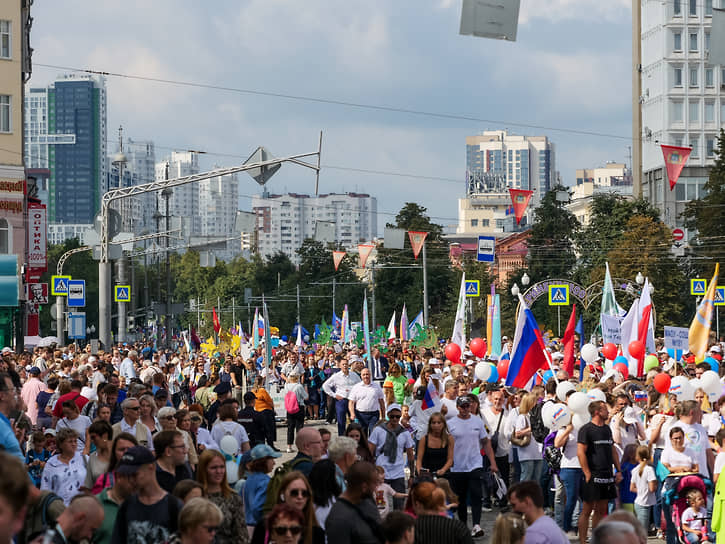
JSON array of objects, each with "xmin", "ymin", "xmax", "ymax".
[
  {"xmin": 112, "ymin": 397, "xmax": 154, "ymax": 450},
  {"xmin": 348, "ymin": 368, "xmax": 385, "ymax": 434},
  {"xmin": 481, "ymin": 387, "xmax": 510, "ymax": 508},
  {"xmin": 119, "ymin": 350, "xmax": 138, "ymax": 380},
  {"xmin": 448, "ymin": 395, "xmax": 498, "ymax": 538},
  {"xmin": 322, "ymin": 359, "xmax": 361, "ymax": 435},
  {"xmin": 281, "ymin": 351, "xmax": 304, "ymax": 382}
]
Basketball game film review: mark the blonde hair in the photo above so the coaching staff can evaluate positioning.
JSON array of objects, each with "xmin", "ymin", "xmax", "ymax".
[
  {"xmin": 178, "ymin": 497, "xmax": 223, "ymax": 535},
  {"xmin": 426, "ymin": 412, "xmax": 451, "ymax": 447},
  {"xmin": 519, "ymin": 393, "xmax": 538, "ymax": 415},
  {"xmin": 492, "ymin": 512, "xmax": 526, "ymax": 544},
  {"xmin": 636, "ymin": 445, "xmax": 651, "ymax": 477}
]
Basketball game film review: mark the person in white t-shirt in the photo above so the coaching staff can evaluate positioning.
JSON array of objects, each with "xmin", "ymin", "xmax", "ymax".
[
  {"xmin": 712, "ymin": 428, "xmax": 725, "ymax": 483},
  {"xmin": 439, "ymin": 380, "xmax": 459, "ymax": 420},
  {"xmin": 554, "ymin": 422, "xmax": 582, "ymax": 536},
  {"xmin": 664, "ymin": 401, "xmax": 713, "ymax": 479},
  {"xmin": 629, "ymin": 445, "xmax": 657, "ymax": 531}
]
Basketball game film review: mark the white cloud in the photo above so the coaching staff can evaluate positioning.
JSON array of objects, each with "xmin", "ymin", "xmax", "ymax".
[{"xmin": 519, "ymin": 0, "xmax": 631, "ymax": 24}]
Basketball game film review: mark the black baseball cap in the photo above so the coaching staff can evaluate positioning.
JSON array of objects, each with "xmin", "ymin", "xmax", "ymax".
[
  {"xmin": 243, "ymin": 391, "xmax": 257, "ymax": 403},
  {"xmin": 214, "ymin": 382, "xmax": 232, "ymax": 395},
  {"xmin": 116, "ymin": 446, "xmax": 155, "ymax": 475}
]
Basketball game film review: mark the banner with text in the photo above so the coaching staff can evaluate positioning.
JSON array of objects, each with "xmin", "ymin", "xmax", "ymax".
[
  {"xmin": 600, "ymin": 313, "xmax": 623, "ymax": 345},
  {"xmin": 664, "ymin": 326, "xmax": 689, "ymax": 351}
]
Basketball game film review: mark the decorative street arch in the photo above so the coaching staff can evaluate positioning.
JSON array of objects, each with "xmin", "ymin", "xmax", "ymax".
[{"xmin": 521, "ymin": 278, "xmax": 644, "ymax": 311}]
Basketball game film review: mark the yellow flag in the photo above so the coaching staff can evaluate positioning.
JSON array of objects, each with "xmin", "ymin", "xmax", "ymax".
[{"xmin": 689, "ymin": 263, "xmax": 720, "ymax": 360}]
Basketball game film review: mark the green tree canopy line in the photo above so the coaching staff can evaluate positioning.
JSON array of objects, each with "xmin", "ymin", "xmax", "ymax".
[{"xmin": 39, "ymin": 139, "xmax": 725, "ymax": 343}]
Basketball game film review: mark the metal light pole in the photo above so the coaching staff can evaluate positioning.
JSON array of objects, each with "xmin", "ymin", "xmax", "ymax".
[
  {"xmin": 422, "ymin": 241, "xmax": 429, "ymax": 327},
  {"xmin": 98, "ymin": 141, "xmax": 323, "ymax": 348},
  {"xmin": 112, "ymin": 127, "xmax": 128, "ymax": 343},
  {"xmin": 162, "ymin": 184, "xmax": 172, "ymax": 347}
]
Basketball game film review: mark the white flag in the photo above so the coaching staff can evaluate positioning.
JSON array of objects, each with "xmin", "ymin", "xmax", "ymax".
[
  {"xmin": 387, "ymin": 311, "xmax": 397, "ymax": 340},
  {"xmin": 451, "ymin": 273, "xmax": 467, "ymax": 352}
]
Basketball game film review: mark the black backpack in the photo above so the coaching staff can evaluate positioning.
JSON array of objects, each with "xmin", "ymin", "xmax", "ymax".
[{"xmin": 529, "ymin": 400, "xmax": 551, "ymax": 444}]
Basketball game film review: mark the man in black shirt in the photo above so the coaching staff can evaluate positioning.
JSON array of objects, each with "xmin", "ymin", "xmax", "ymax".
[
  {"xmin": 153, "ymin": 430, "xmax": 192, "ymax": 493},
  {"xmin": 238, "ymin": 391, "xmax": 265, "ymax": 447},
  {"xmin": 577, "ymin": 400, "xmax": 622, "ymax": 544}
]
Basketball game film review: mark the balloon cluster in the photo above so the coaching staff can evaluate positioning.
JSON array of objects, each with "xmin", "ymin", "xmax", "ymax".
[{"xmin": 542, "ymin": 383, "xmax": 597, "ymax": 432}]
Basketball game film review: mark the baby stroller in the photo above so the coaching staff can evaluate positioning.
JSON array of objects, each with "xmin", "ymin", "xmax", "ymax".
[{"xmin": 662, "ymin": 473, "xmax": 714, "ymax": 544}]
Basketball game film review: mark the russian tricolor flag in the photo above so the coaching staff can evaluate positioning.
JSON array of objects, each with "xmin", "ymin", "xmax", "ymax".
[
  {"xmin": 505, "ymin": 301, "xmax": 551, "ymax": 389},
  {"xmin": 421, "ymin": 380, "xmax": 439, "ymax": 410}
]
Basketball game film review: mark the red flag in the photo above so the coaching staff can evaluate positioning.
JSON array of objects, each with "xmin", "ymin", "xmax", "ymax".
[
  {"xmin": 561, "ymin": 304, "xmax": 577, "ymax": 375},
  {"xmin": 358, "ymin": 244, "xmax": 374, "ymax": 268},
  {"xmin": 508, "ymin": 189, "xmax": 534, "ymax": 225},
  {"xmin": 212, "ymin": 307, "xmax": 221, "ymax": 334},
  {"xmin": 407, "ymin": 231, "xmax": 428, "ymax": 259},
  {"xmin": 661, "ymin": 145, "xmax": 692, "ymax": 190},
  {"xmin": 190, "ymin": 326, "xmax": 201, "ymax": 349},
  {"xmin": 332, "ymin": 251, "xmax": 346, "ymax": 271}
]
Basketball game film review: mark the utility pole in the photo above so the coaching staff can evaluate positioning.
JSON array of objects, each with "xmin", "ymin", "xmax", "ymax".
[
  {"xmin": 632, "ymin": 0, "xmax": 643, "ymax": 197},
  {"xmin": 116, "ymin": 257, "xmax": 126, "ymax": 343},
  {"xmin": 370, "ymin": 262, "xmax": 376, "ymax": 329},
  {"xmin": 232, "ymin": 297, "xmax": 236, "ymax": 325},
  {"xmin": 162, "ymin": 165, "xmax": 172, "ymax": 347},
  {"xmin": 296, "ymin": 284, "xmax": 301, "ymax": 325},
  {"xmin": 422, "ymin": 241, "xmax": 429, "ymax": 327},
  {"xmin": 332, "ymin": 277, "xmax": 336, "ymax": 319}
]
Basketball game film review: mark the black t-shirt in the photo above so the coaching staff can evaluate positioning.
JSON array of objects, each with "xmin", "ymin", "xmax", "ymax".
[
  {"xmin": 577, "ymin": 422, "xmax": 615, "ymax": 478},
  {"xmin": 155, "ymin": 463, "xmax": 192, "ymax": 493},
  {"xmin": 237, "ymin": 406, "xmax": 265, "ymax": 447},
  {"xmin": 231, "ymin": 364, "xmax": 245, "ymax": 386},
  {"xmin": 111, "ymin": 493, "xmax": 183, "ymax": 544}
]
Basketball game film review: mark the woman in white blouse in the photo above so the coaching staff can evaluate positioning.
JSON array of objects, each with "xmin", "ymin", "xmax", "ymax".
[{"xmin": 40, "ymin": 427, "xmax": 87, "ymax": 505}]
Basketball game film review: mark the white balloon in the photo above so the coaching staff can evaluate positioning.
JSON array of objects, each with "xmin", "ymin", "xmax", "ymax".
[
  {"xmin": 568, "ymin": 392, "xmax": 591, "ymax": 415},
  {"xmin": 543, "ymin": 403, "xmax": 571, "ymax": 430},
  {"xmin": 701, "ymin": 370, "xmax": 720, "ymax": 392},
  {"xmin": 581, "ymin": 344, "xmax": 599, "ymax": 364},
  {"xmin": 572, "ymin": 412, "xmax": 590, "ymax": 429},
  {"xmin": 219, "ymin": 435, "xmax": 239, "ymax": 456},
  {"xmin": 226, "ymin": 460, "xmax": 239, "ymax": 484},
  {"xmin": 556, "ymin": 381, "xmax": 576, "ymax": 402},
  {"xmin": 690, "ymin": 378, "xmax": 702, "ymax": 391},
  {"xmin": 587, "ymin": 389, "xmax": 607, "ymax": 402},
  {"xmin": 475, "ymin": 362, "xmax": 491, "ymax": 381},
  {"xmin": 669, "ymin": 375, "xmax": 694, "ymax": 401}
]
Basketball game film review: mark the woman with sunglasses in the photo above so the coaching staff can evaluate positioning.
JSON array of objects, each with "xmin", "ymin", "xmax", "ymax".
[
  {"xmin": 196, "ymin": 449, "xmax": 250, "ymax": 544},
  {"xmin": 168, "ymin": 497, "xmax": 224, "ymax": 544},
  {"xmin": 265, "ymin": 503, "xmax": 306, "ymax": 544},
  {"xmin": 251, "ymin": 471, "xmax": 323, "ymax": 544}
]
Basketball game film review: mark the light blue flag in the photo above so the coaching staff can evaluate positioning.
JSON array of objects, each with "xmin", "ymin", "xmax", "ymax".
[{"xmin": 490, "ymin": 293, "xmax": 502, "ymax": 357}]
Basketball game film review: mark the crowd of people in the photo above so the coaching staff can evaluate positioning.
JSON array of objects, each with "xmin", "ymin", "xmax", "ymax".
[{"xmin": 0, "ymin": 335, "xmax": 724, "ymax": 543}]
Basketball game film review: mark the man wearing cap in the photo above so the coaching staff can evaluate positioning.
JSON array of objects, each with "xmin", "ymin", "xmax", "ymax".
[
  {"xmin": 368, "ymin": 403, "xmax": 415, "ymax": 510},
  {"xmin": 348, "ymin": 368, "xmax": 386, "ymax": 434},
  {"xmin": 111, "ymin": 446, "xmax": 183, "ymax": 544},
  {"xmin": 205, "ymin": 381, "xmax": 231, "ymax": 425},
  {"xmin": 448, "ymin": 395, "xmax": 498, "ymax": 539},
  {"xmin": 243, "ymin": 444, "xmax": 282, "ymax": 528},
  {"xmin": 322, "ymin": 359, "xmax": 361, "ymax": 436},
  {"xmin": 21, "ymin": 366, "xmax": 45, "ymax": 426},
  {"xmin": 238, "ymin": 391, "xmax": 266, "ymax": 448}
]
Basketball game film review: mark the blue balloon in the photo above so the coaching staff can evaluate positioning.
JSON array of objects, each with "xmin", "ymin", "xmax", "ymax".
[
  {"xmin": 705, "ymin": 356, "xmax": 719, "ymax": 372},
  {"xmin": 543, "ymin": 370, "xmax": 554, "ymax": 383},
  {"xmin": 487, "ymin": 365, "xmax": 499, "ymax": 383},
  {"xmin": 281, "ymin": 335, "xmax": 289, "ymax": 342},
  {"xmin": 614, "ymin": 356, "xmax": 628, "ymax": 366}
]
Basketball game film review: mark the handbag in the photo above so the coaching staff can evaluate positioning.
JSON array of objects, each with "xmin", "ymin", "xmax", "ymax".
[
  {"xmin": 490, "ymin": 410, "xmax": 504, "ymax": 453},
  {"xmin": 510, "ymin": 415, "xmax": 532, "ymax": 447}
]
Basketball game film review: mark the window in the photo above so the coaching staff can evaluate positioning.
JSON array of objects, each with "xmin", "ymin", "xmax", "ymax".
[
  {"xmin": 691, "ymin": 137, "xmax": 699, "ymax": 157},
  {"xmin": 674, "ymin": 32, "xmax": 682, "ymax": 51},
  {"xmin": 689, "ymin": 100, "xmax": 699, "ymax": 121},
  {"xmin": 690, "ymin": 67, "xmax": 699, "ymax": 87},
  {"xmin": 675, "ymin": 67, "xmax": 683, "ymax": 86},
  {"xmin": 470, "ymin": 219, "xmax": 478, "ymax": 227},
  {"xmin": 0, "ymin": 95, "xmax": 9, "ymax": 133},
  {"xmin": 675, "ymin": 136, "xmax": 684, "ymax": 146},
  {"xmin": 705, "ymin": 101, "xmax": 715, "ymax": 121},
  {"xmin": 690, "ymin": 0, "xmax": 696, "ymax": 15},
  {"xmin": 674, "ymin": 0, "xmax": 681, "ymax": 15},
  {"xmin": 690, "ymin": 32, "xmax": 698, "ymax": 51},
  {"xmin": 706, "ymin": 32, "xmax": 711, "ymax": 51},
  {"xmin": 0, "ymin": 21, "xmax": 8, "ymax": 59},
  {"xmin": 707, "ymin": 137, "xmax": 716, "ymax": 156},
  {"xmin": 706, "ymin": 68, "xmax": 714, "ymax": 87},
  {"xmin": 706, "ymin": 0, "xmax": 713, "ymax": 16},
  {"xmin": 0, "ymin": 219, "xmax": 8, "ymax": 254},
  {"xmin": 481, "ymin": 219, "xmax": 490, "ymax": 227}
]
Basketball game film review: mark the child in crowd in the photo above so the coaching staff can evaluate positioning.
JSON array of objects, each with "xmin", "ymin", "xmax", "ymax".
[
  {"xmin": 400, "ymin": 405, "xmax": 415, "ymax": 438},
  {"xmin": 713, "ymin": 428, "xmax": 725, "ymax": 483},
  {"xmin": 491, "ymin": 512, "xmax": 526, "ymax": 544},
  {"xmin": 435, "ymin": 477, "xmax": 459, "ymax": 518},
  {"xmin": 682, "ymin": 489, "xmax": 714, "ymax": 543},
  {"xmin": 618, "ymin": 444, "xmax": 637, "ymax": 513},
  {"xmin": 25, "ymin": 431, "xmax": 50, "ymax": 487},
  {"xmin": 374, "ymin": 466, "xmax": 408, "ymax": 518},
  {"xmin": 629, "ymin": 445, "xmax": 657, "ymax": 532}
]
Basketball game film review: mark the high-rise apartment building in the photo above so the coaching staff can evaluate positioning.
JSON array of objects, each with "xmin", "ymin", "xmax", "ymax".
[
  {"xmin": 156, "ymin": 151, "xmax": 200, "ymax": 238},
  {"xmin": 640, "ymin": 0, "xmax": 720, "ymax": 228},
  {"xmin": 24, "ymin": 74, "xmax": 107, "ymax": 223},
  {"xmin": 251, "ymin": 192, "xmax": 377, "ymax": 263}
]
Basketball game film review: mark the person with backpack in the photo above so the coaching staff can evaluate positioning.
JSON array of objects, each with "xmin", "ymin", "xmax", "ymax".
[
  {"xmin": 513, "ymin": 393, "xmax": 544, "ymax": 484},
  {"xmin": 16, "ymin": 485, "xmax": 66, "ymax": 544},
  {"xmin": 284, "ymin": 372, "xmax": 309, "ymax": 453}
]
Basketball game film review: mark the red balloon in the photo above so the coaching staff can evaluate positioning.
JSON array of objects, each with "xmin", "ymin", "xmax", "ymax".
[
  {"xmin": 445, "ymin": 343, "xmax": 462, "ymax": 364},
  {"xmin": 602, "ymin": 343, "xmax": 618, "ymax": 361},
  {"xmin": 653, "ymin": 373, "xmax": 672, "ymax": 394},
  {"xmin": 470, "ymin": 338, "xmax": 487, "ymax": 358},
  {"xmin": 629, "ymin": 340, "xmax": 645, "ymax": 360},
  {"xmin": 613, "ymin": 362, "xmax": 629, "ymax": 379},
  {"xmin": 407, "ymin": 378, "xmax": 415, "ymax": 385},
  {"xmin": 497, "ymin": 359, "xmax": 509, "ymax": 379}
]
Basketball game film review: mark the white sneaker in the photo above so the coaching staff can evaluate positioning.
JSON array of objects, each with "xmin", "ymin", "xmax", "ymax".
[
  {"xmin": 286, "ymin": 447, "xmax": 293, "ymax": 453},
  {"xmin": 471, "ymin": 525, "xmax": 484, "ymax": 538}
]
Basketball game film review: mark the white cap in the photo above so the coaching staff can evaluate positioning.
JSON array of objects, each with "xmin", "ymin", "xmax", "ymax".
[
  {"xmin": 552, "ymin": 352, "xmax": 564, "ymax": 360},
  {"xmin": 711, "ymin": 345, "xmax": 721, "ymax": 353},
  {"xmin": 623, "ymin": 406, "xmax": 638, "ymax": 425},
  {"xmin": 386, "ymin": 403, "xmax": 402, "ymax": 415}
]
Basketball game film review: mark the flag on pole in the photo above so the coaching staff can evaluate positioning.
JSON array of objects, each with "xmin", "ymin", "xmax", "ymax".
[
  {"xmin": 182, "ymin": 329, "xmax": 191, "ymax": 354},
  {"xmin": 387, "ymin": 311, "xmax": 397, "ymax": 340},
  {"xmin": 400, "ymin": 305, "xmax": 409, "ymax": 341},
  {"xmin": 342, "ymin": 304, "xmax": 350, "ymax": 344},
  {"xmin": 620, "ymin": 299, "xmax": 640, "ymax": 377},
  {"xmin": 408, "ymin": 311, "xmax": 424, "ymax": 338},
  {"xmin": 212, "ymin": 307, "xmax": 221, "ymax": 334},
  {"xmin": 333, "ymin": 312, "xmax": 341, "ymax": 337},
  {"xmin": 296, "ymin": 322, "xmax": 303, "ymax": 347},
  {"xmin": 451, "ymin": 273, "xmax": 467, "ymax": 353},
  {"xmin": 561, "ymin": 304, "xmax": 577, "ymax": 376},
  {"xmin": 689, "ymin": 263, "xmax": 720, "ymax": 361},
  {"xmin": 575, "ymin": 314, "xmax": 585, "ymax": 381},
  {"xmin": 636, "ymin": 278, "xmax": 655, "ymax": 376},
  {"xmin": 487, "ymin": 286, "xmax": 502, "ymax": 357},
  {"xmin": 253, "ymin": 308, "xmax": 260, "ymax": 349},
  {"xmin": 237, "ymin": 322, "xmax": 245, "ymax": 344},
  {"xmin": 505, "ymin": 296, "xmax": 552, "ymax": 389},
  {"xmin": 190, "ymin": 326, "xmax": 201, "ymax": 350},
  {"xmin": 421, "ymin": 379, "xmax": 439, "ymax": 410},
  {"xmin": 408, "ymin": 231, "xmax": 428, "ymax": 260},
  {"xmin": 263, "ymin": 302, "xmax": 272, "ymax": 383},
  {"xmin": 601, "ymin": 262, "xmax": 625, "ymax": 318},
  {"xmin": 661, "ymin": 144, "xmax": 692, "ymax": 190},
  {"xmin": 363, "ymin": 294, "xmax": 372, "ymax": 367}
]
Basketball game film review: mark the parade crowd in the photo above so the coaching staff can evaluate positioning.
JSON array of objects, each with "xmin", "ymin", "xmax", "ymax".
[{"xmin": 1, "ymin": 335, "xmax": 723, "ymax": 544}]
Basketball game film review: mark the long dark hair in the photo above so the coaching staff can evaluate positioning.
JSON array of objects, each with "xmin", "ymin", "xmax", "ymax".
[
  {"xmin": 345, "ymin": 422, "xmax": 373, "ymax": 461},
  {"xmin": 308, "ymin": 459, "xmax": 341, "ymax": 506},
  {"xmin": 109, "ymin": 432, "xmax": 139, "ymax": 470}
]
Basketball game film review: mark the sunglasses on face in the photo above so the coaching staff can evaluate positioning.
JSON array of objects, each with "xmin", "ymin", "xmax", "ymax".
[
  {"xmin": 201, "ymin": 525, "xmax": 218, "ymax": 534},
  {"xmin": 126, "ymin": 406, "xmax": 140, "ymax": 411},
  {"xmin": 388, "ymin": 414, "xmax": 401, "ymax": 419},
  {"xmin": 288, "ymin": 488, "xmax": 309, "ymax": 498},
  {"xmin": 272, "ymin": 526, "xmax": 303, "ymax": 537}
]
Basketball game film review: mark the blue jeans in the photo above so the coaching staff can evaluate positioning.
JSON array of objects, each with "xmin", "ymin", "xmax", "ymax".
[
  {"xmin": 685, "ymin": 531, "xmax": 715, "ymax": 543},
  {"xmin": 634, "ymin": 503, "xmax": 651, "ymax": 533},
  {"xmin": 558, "ymin": 468, "xmax": 582, "ymax": 533},
  {"xmin": 355, "ymin": 410, "xmax": 380, "ymax": 435},
  {"xmin": 335, "ymin": 398, "xmax": 349, "ymax": 436},
  {"xmin": 653, "ymin": 448, "xmax": 663, "ymax": 530},
  {"xmin": 520, "ymin": 459, "xmax": 543, "ymax": 483}
]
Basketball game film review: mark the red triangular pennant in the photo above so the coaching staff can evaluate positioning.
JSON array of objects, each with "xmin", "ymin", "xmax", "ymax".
[
  {"xmin": 332, "ymin": 251, "xmax": 346, "ymax": 271},
  {"xmin": 407, "ymin": 231, "xmax": 428, "ymax": 259},
  {"xmin": 661, "ymin": 144, "xmax": 691, "ymax": 190},
  {"xmin": 358, "ymin": 244, "xmax": 375, "ymax": 268},
  {"xmin": 508, "ymin": 189, "xmax": 533, "ymax": 225}
]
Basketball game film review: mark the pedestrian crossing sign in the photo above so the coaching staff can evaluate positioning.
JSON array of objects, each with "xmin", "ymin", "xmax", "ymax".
[
  {"xmin": 548, "ymin": 285, "xmax": 569, "ymax": 306},
  {"xmin": 716, "ymin": 287, "xmax": 725, "ymax": 306},
  {"xmin": 51, "ymin": 275, "xmax": 71, "ymax": 296},
  {"xmin": 114, "ymin": 285, "xmax": 131, "ymax": 302},
  {"xmin": 465, "ymin": 280, "xmax": 480, "ymax": 297},
  {"xmin": 691, "ymin": 279, "xmax": 707, "ymax": 296}
]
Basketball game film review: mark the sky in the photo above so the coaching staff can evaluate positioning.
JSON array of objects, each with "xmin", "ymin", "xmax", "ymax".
[{"xmin": 29, "ymin": 0, "xmax": 634, "ymax": 233}]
